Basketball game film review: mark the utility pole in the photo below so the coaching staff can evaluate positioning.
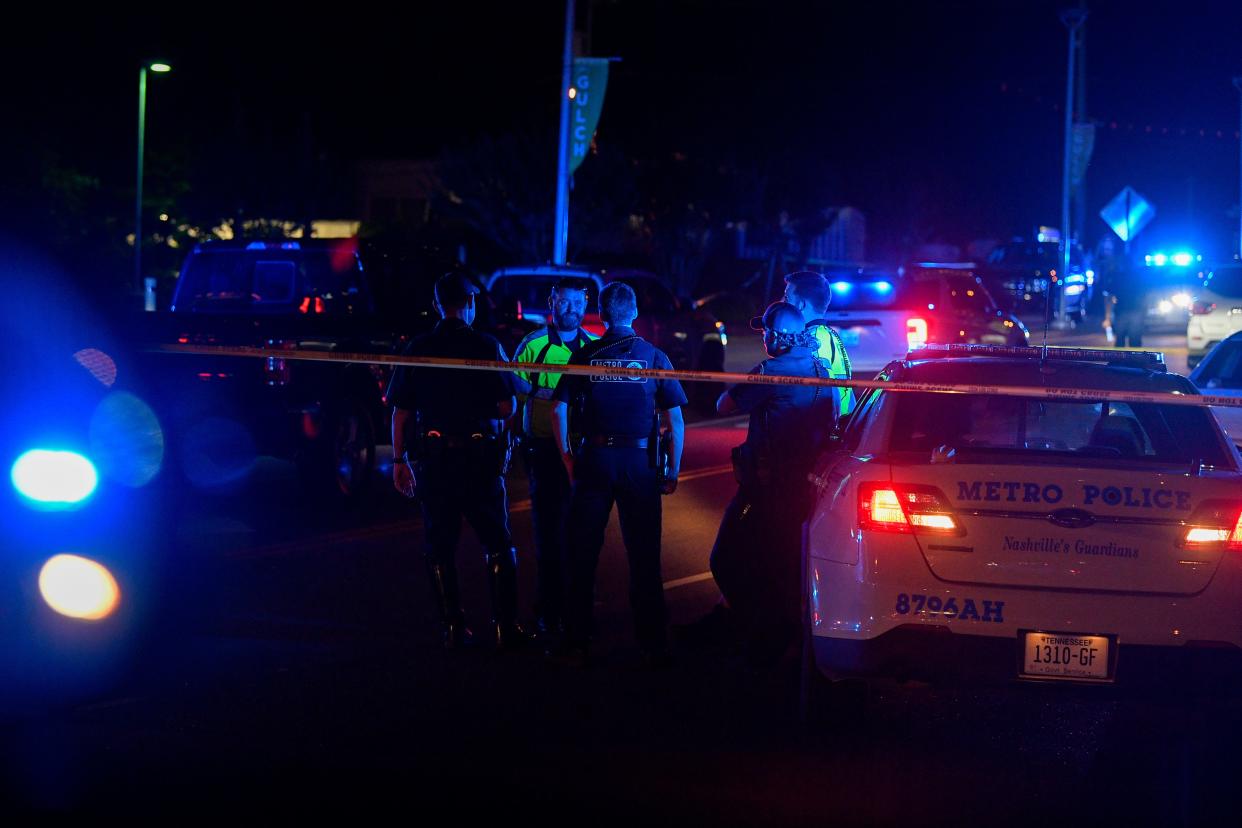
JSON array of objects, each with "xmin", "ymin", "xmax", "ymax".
[
  {"xmin": 1058, "ymin": 7, "xmax": 1088, "ymax": 326},
  {"xmin": 553, "ymin": 0, "xmax": 576, "ymax": 265},
  {"xmin": 1234, "ymin": 77, "xmax": 1242, "ymax": 260},
  {"xmin": 1072, "ymin": 0, "xmax": 1088, "ymax": 252}
]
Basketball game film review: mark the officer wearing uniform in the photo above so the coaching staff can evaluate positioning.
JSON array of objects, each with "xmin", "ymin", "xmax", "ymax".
[
  {"xmin": 388, "ymin": 273, "xmax": 524, "ymax": 649},
  {"xmin": 550, "ymin": 281, "xmax": 687, "ymax": 664},
  {"xmin": 696, "ymin": 301, "xmax": 838, "ymax": 660},
  {"xmin": 783, "ymin": 270, "xmax": 855, "ymax": 418},
  {"xmin": 513, "ymin": 277, "xmax": 598, "ymax": 636}
]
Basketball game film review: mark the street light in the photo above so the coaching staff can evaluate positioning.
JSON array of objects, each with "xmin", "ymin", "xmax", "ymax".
[{"xmin": 136, "ymin": 60, "xmax": 171, "ymax": 308}]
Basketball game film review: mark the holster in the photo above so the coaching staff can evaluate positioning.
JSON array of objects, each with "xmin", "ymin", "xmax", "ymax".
[{"xmin": 731, "ymin": 442, "xmax": 772, "ymax": 490}]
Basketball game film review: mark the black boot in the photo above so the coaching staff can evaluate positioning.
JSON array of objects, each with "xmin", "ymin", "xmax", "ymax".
[
  {"xmin": 486, "ymin": 546, "xmax": 526, "ymax": 649},
  {"xmin": 427, "ymin": 561, "xmax": 472, "ymax": 648}
]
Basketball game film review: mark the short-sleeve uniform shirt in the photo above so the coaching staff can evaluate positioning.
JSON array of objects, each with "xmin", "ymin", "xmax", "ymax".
[
  {"xmin": 553, "ymin": 326, "xmax": 688, "ymax": 438},
  {"xmin": 386, "ymin": 318, "xmax": 519, "ymax": 435}
]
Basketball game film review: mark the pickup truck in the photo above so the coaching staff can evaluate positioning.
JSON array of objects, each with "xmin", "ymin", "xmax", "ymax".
[{"xmin": 141, "ymin": 238, "xmax": 403, "ymax": 500}]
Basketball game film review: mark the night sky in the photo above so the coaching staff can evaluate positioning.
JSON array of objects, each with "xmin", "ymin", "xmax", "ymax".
[{"xmin": 6, "ymin": 1, "xmax": 1242, "ymax": 260}]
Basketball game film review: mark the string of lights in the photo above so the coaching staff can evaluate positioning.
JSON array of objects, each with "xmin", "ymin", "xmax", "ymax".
[{"xmin": 998, "ymin": 82, "xmax": 1241, "ymax": 142}]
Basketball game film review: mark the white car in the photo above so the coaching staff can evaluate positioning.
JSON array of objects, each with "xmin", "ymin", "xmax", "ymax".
[
  {"xmin": 1187, "ymin": 264, "xmax": 1242, "ymax": 368},
  {"xmin": 806, "ymin": 344, "xmax": 1242, "ymax": 686}
]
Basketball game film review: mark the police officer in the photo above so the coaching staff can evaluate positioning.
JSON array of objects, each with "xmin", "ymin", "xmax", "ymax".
[
  {"xmin": 513, "ymin": 277, "xmax": 598, "ymax": 636},
  {"xmin": 550, "ymin": 281, "xmax": 687, "ymax": 665},
  {"xmin": 700, "ymin": 301, "xmax": 838, "ymax": 661},
  {"xmin": 388, "ymin": 273, "xmax": 525, "ymax": 649},
  {"xmin": 783, "ymin": 270, "xmax": 855, "ymax": 418}
]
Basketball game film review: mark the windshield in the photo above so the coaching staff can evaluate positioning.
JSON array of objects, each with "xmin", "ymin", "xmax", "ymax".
[
  {"xmin": 889, "ymin": 392, "xmax": 1230, "ymax": 466},
  {"xmin": 1204, "ymin": 266, "xmax": 1242, "ymax": 299},
  {"xmin": 174, "ymin": 248, "xmax": 369, "ymax": 314},
  {"xmin": 490, "ymin": 275, "xmax": 557, "ymax": 308}
]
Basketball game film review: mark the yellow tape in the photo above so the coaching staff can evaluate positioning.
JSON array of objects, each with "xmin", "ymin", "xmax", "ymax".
[{"xmin": 148, "ymin": 343, "xmax": 1242, "ymax": 409}]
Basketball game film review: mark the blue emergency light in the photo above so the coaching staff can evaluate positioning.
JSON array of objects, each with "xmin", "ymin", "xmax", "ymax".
[{"xmin": 11, "ymin": 449, "xmax": 98, "ymax": 506}]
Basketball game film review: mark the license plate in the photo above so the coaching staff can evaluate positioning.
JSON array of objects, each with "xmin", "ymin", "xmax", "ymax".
[
  {"xmin": 1020, "ymin": 631, "xmax": 1112, "ymax": 682},
  {"xmin": 838, "ymin": 328, "xmax": 861, "ymax": 346}
]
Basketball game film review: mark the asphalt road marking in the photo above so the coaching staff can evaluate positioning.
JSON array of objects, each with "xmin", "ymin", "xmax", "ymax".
[{"xmin": 662, "ymin": 571, "xmax": 715, "ymax": 591}]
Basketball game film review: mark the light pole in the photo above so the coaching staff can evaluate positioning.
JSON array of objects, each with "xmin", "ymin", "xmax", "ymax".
[
  {"xmin": 1234, "ymin": 77, "xmax": 1242, "ymax": 260},
  {"xmin": 136, "ymin": 61, "xmax": 171, "ymax": 306},
  {"xmin": 552, "ymin": 0, "xmax": 575, "ymax": 265},
  {"xmin": 1058, "ymin": 8, "xmax": 1087, "ymax": 327}
]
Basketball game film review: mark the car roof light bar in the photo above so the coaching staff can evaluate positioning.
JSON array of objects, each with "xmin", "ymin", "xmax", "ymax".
[{"xmin": 907, "ymin": 343, "xmax": 1166, "ymax": 369}]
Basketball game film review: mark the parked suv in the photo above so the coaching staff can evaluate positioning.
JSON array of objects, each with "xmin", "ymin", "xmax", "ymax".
[
  {"xmin": 818, "ymin": 264, "xmax": 1029, "ymax": 375},
  {"xmin": 980, "ymin": 240, "xmax": 1090, "ymax": 322}
]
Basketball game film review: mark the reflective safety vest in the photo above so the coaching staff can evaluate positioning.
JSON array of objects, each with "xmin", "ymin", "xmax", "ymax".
[
  {"xmin": 514, "ymin": 326, "xmax": 598, "ymax": 439},
  {"xmin": 806, "ymin": 321, "xmax": 856, "ymax": 418}
]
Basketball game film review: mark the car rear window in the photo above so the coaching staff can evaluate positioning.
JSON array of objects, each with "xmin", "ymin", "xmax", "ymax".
[
  {"xmin": 827, "ymin": 277, "xmax": 906, "ymax": 311},
  {"xmin": 1205, "ymin": 266, "xmax": 1242, "ymax": 299},
  {"xmin": 175, "ymin": 249, "xmax": 368, "ymax": 314},
  {"xmin": 827, "ymin": 274, "xmax": 995, "ymax": 313},
  {"xmin": 888, "ymin": 392, "xmax": 1230, "ymax": 467}
]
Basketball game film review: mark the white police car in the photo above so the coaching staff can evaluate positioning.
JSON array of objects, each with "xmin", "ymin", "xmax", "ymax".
[{"xmin": 806, "ymin": 344, "xmax": 1242, "ymax": 685}]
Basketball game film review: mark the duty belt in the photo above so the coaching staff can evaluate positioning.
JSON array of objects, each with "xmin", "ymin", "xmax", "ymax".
[
  {"xmin": 422, "ymin": 431, "xmax": 495, "ymax": 449},
  {"xmin": 586, "ymin": 435, "xmax": 648, "ymax": 449}
]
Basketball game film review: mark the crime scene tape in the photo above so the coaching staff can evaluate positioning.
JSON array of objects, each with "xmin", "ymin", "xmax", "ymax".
[{"xmin": 150, "ymin": 342, "xmax": 1242, "ymax": 410}]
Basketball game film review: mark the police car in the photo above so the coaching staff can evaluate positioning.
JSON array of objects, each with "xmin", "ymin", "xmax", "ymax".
[
  {"xmin": 806, "ymin": 343, "xmax": 1242, "ymax": 686},
  {"xmin": 1, "ymin": 247, "xmax": 168, "ymax": 715}
]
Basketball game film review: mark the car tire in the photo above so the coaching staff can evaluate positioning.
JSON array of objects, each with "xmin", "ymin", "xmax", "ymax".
[{"xmin": 799, "ymin": 619, "xmax": 870, "ymax": 731}]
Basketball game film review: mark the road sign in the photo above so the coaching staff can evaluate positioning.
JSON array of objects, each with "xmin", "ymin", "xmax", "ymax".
[{"xmin": 1100, "ymin": 186, "xmax": 1155, "ymax": 243}]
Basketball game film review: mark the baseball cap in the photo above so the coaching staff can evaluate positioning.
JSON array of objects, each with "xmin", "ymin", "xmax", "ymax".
[{"xmin": 749, "ymin": 301, "xmax": 804, "ymax": 334}]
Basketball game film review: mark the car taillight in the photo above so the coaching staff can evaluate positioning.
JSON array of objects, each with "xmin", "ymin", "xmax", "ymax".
[
  {"xmin": 1181, "ymin": 501, "xmax": 1242, "ymax": 550},
  {"xmin": 906, "ymin": 318, "xmax": 928, "ymax": 351},
  {"xmin": 859, "ymin": 482, "xmax": 962, "ymax": 535},
  {"xmin": 1191, "ymin": 301, "xmax": 1217, "ymax": 315},
  {"xmin": 265, "ymin": 339, "xmax": 292, "ymax": 387}
]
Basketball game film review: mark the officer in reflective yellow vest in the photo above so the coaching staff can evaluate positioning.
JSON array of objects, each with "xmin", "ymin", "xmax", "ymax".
[
  {"xmin": 783, "ymin": 270, "xmax": 856, "ymax": 418},
  {"xmin": 513, "ymin": 277, "xmax": 598, "ymax": 636}
]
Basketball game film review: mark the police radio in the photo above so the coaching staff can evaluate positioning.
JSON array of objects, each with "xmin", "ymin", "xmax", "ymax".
[{"xmin": 650, "ymin": 413, "xmax": 672, "ymax": 486}]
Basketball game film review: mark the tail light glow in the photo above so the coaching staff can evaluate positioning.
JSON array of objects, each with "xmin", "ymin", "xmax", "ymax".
[
  {"xmin": 906, "ymin": 317, "xmax": 928, "ymax": 351},
  {"xmin": 1191, "ymin": 301, "xmax": 1216, "ymax": 315},
  {"xmin": 859, "ymin": 482, "xmax": 962, "ymax": 535},
  {"xmin": 1181, "ymin": 501, "xmax": 1242, "ymax": 549}
]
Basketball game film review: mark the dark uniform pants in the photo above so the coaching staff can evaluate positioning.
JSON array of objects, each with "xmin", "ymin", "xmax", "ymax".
[
  {"xmin": 417, "ymin": 449, "xmax": 513, "ymax": 565},
  {"xmin": 524, "ymin": 437, "xmax": 571, "ymax": 625},
  {"xmin": 565, "ymin": 446, "xmax": 667, "ymax": 651},
  {"xmin": 709, "ymin": 482, "xmax": 811, "ymax": 652},
  {"xmin": 1113, "ymin": 310, "xmax": 1145, "ymax": 347}
]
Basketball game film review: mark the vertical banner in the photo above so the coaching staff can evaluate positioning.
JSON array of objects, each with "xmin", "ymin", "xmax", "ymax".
[
  {"xmin": 1069, "ymin": 123, "xmax": 1095, "ymax": 191},
  {"xmin": 568, "ymin": 57, "xmax": 610, "ymax": 175}
]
